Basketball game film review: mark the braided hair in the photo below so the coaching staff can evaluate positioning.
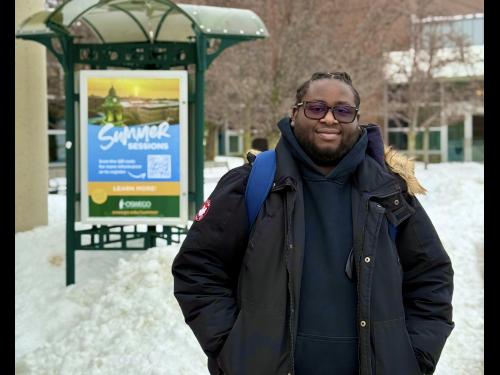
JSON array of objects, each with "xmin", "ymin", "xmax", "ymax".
[{"xmin": 295, "ymin": 72, "xmax": 361, "ymax": 108}]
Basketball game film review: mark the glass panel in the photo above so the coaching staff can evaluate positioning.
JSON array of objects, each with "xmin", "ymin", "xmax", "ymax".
[
  {"xmin": 82, "ymin": 8, "xmax": 150, "ymax": 43},
  {"xmin": 48, "ymin": 0, "xmax": 101, "ymax": 26},
  {"xmin": 49, "ymin": 134, "xmax": 66, "ymax": 163},
  {"xmin": 422, "ymin": 16, "xmax": 483, "ymax": 48},
  {"xmin": 416, "ymin": 132, "xmax": 423, "ymax": 150},
  {"xmin": 179, "ymin": 4, "xmax": 269, "ymax": 37},
  {"xmin": 17, "ymin": 10, "xmax": 53, "ymax": 35},
  {"xmin": 218, "ymin": 133, "xmax": 225, "ymax": 155},
  {"xmin": 430, "ymin": 131, "xmax": 440, "ymax": 150},
  {"xmin": 472, "ymin": 114, "xmax": 484, "ymax": 162},
  {"xmin": 36, "ymin": 0, "xmax": 269, "ymax": 43},
  {"xmin": 155, "ymin": 8, "xmax": 196, "ymax": 42},
  {"xmin": 460, "ymin": 19, "xmax": 474, "ymax": 44},
  {"xmin": 448, "ymin": 19, "xmax": 467, "ymax": 46},
  {"xmin": 450, "ymin": 18, "xmax": 483, "ymax": 46},
  {"xmin": 448, "ymin": 119, "xmax": 465, "ymax": 161},
  {"xmin": 228, "ymin": 135, "xmax": 240, "ymax": 153},
  {"xmin": 104, "ymin": 0, "xmax": 173, "ymax": 41},
  {"xmin": 388, "ymin": 132, "xmax": 408, "ymax": 150},
  {"xmin": 415, "ymin": 130, "xmax": 440, "ymax": 150},
  {"xmin": 50, "ymin": 0, "xmax": 192, "ymax": 43},
  {"xmin": 471, "ymin": 18, "xmax": 484, "ymax": 45}
]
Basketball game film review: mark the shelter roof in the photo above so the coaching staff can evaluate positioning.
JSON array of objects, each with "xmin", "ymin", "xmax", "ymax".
[{"xmin": 16, "ymin": 0, "xmax": 269, "ymax": 44}]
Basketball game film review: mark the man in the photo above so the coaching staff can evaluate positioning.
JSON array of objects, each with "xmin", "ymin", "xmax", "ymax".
[{"xmin": 172, "ymin": 72, "xmax": 454, "ymax": 375}]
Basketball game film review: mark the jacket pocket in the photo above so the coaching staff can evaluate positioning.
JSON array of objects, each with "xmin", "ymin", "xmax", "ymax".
[
  {"xmin": 372, "ymin": 317, "xmax": 422, "ymax": 375},
  {"xmin": 217, "ymin": 310, "xmax": 243, "ymax": 374},
  {"xmin": 217, "ymin": 309, "xmax": 288, "ymax": 375}
]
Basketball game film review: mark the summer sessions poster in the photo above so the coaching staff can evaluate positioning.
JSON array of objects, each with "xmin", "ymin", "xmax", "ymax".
[{"xmin": 79, "ymin": 70, "xmax": 188, "ymax": 225}]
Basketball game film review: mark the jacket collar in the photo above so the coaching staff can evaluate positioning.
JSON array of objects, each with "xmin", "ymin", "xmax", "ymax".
[
  {"xmin": 356, "ymin": 124, "xmax": 401, "ymax": 198},
  {"xmin": 274, "ymin": 136, "xmax": 302, "ymax": 190},
  {"xmin": 353, "ymin": 156, "xmax": 401, "ymax": 199}
]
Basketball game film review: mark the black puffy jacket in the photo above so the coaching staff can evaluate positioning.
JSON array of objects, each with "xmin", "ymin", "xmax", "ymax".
[{"xmin": 172, "ymin": 123, "xmax": 454, "ymax": 375}]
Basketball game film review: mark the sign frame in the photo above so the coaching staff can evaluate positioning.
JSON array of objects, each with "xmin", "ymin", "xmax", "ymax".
[{"xmin": 79, "ymin": 70, "xmax": 189, "ymax": 226}]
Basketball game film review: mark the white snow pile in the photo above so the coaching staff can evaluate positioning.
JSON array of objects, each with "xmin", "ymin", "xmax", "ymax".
[
  {"xmin": 414, "ymin": 162, "xmax": 484, "ymax": 375},
  {"xmin": 15, "ymin": 161, "xmax": 483, "ymax": 374},
  {"xmin": 16, "ymin": 242, "xmax": 207, "ymax": 374},
  {"xmin": 15, "ymin": 196, "xmax": 207, "ymax": 374}
]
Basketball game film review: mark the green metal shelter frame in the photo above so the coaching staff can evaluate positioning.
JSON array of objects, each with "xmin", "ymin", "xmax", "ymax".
[{"xmin": 16, "ymin": 0, "xmax": 268, "ymax": 285}]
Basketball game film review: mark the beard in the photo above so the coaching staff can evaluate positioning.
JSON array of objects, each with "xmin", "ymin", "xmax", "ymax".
[{"xmin": 293, "ymin": 127, "xmax": 359, "ymax": 166}]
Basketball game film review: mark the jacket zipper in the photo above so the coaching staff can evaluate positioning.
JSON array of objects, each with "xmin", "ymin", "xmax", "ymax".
[
  {"xmin": 285, "ymin": 190, "xmax": 296, "ymax": 375},
  {"xmin": 273, "ymin": 181, "xmax": 297, "ymax": 375},
  {"xmin": 356, "ymin": 204, "xmax": 368, "ymax": 374},
  {"xmin": 357, "ymin": 184, "xmax": 401, "ymax": 374}
]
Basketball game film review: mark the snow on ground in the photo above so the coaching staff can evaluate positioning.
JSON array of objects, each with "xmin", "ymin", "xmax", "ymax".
[
  {"xmin": 414, "ymin": 162, "xmax": 484, "ymax": 375},
  {"xmin": 15, "ymin": 161, "xmax": 483, "ymax": 374},
  {"xmin": 204, "ymin": 156, "xmax": 246, "ymax": 200}
]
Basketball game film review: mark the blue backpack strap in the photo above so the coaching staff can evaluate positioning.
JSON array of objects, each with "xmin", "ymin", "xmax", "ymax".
[
  {"xmin": 245, "ymin": 150, "xmax": 276, "ymax": 230},
  {"xmin": 388, "ymin": 223, "xmax": 397, "ymax": 242}
]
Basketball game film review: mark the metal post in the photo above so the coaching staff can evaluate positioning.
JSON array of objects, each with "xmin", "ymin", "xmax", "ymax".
[
  {"xmin": 146, "ymin": 225, "xmax": 156, "ymax": 248},
  {"xmin": 195, "ymin": 34, "xmax": 207, "ymax": 210},
  {"xmin": 62, "ymin": 37, "xmax": 76, "ymax": 285}
]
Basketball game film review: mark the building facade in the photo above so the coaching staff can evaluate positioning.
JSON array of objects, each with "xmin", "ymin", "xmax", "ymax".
[{"xmin": 384, "ymin": 13, "xmax": 484, "ymax": 163}]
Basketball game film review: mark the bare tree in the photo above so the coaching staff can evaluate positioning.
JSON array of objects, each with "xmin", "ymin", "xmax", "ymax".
[
  {"xmin": 384, "ymin": 0, "xmax": 483, "ymax": 167},
  {"xmin": 198, "ymin": 0, "xmax": 411, "ymax": 156},
  {"xmin": 44, "ymin": 0, "xmax": 482, "ymax": 162}
]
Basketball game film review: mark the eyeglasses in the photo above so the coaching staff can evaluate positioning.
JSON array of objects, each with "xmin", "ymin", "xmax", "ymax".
[{"xmin": 295, "ymin": 101, "xmax": 359, "ymax": 123}]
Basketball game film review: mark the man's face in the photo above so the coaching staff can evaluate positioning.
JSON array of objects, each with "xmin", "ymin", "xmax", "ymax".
[{"xmin": 291, "ymin": 79, "xmax": 360, "ymax": 166}]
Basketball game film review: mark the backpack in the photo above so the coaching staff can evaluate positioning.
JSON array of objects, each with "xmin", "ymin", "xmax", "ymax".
[{"xmin": 244, "ymin": 150, "xmax": 398, "ymax": 241}]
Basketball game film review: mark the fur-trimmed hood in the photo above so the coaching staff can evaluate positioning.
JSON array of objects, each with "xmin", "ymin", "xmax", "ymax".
[{"xmin": 384, "ymin": 145, "xmax": 426, "ymax": 195}]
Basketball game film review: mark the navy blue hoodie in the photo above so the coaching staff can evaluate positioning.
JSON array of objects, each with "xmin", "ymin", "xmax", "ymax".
[{"xmin": 278, "ymin": 119, "xmax": 368, "ymax": 375}]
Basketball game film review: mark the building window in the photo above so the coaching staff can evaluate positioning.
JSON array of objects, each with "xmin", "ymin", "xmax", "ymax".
[
  {"xmin": 415, "ymin": 131, "xmax": 441, "ymax": 150},
  {"xmin": 228, "ymin": 135, "xmax": 240, "ymax": 154},
  {"xmin": 224, "ymin": 129, "xmax": 243, "ymax": 156},
  {"xmin": 387, "ymin": 118, "xmax": 442, "ymax": 164},
  {"xmin": 447, "ymin": 118, "xmax": 465, "ymax": 162},
  {"xmin": 388, "ymin": 132, "xmax": 408, "ymax": 150},
  {"xmin": 48, "ymin": 131, "xmax": 66, "ymax": 163},
  {"xmin": 422, "ymin": 15, "xmax": 483, "ymax": 48},
  {"xmin": 472, "ymin": 114, "xmax": 484, "ymax": 162},
  {"xmin": 48, "ymin": 96, "xmax": 66, "ymax": 183},
  {"xmin": 48, "ymin": 111, "xmax": 66, "ymax": 166}
]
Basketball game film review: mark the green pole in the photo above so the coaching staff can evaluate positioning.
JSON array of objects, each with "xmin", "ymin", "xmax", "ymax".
[
  {"xmin": 195, "ymin": 34, "xmax": 207, "ymax": 210},
  {"xmin": 63, "ymin": 37, "xmax": 76, "ymax": 285}
]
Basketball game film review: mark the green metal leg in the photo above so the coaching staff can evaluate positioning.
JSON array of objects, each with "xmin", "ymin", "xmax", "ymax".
[
  {"xmin": 63, "ymin": 38, "xmax": 76, "ymax": 286},
  {"xmin": 195, "ymin": 34, "xmax": 207, "ymax": 210}
]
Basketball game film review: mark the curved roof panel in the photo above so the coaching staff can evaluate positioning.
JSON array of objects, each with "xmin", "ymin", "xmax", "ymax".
[
  {"xmin": 16, "ymin": 0, "xmax": 269, "ymax": 44},
  {"xmin": 16, "ymin": 10, "xmax": 55, "ymax": 37},
  {"xmin": 177, "ymin": 4, "xmax": 269, "ymax": 38}
]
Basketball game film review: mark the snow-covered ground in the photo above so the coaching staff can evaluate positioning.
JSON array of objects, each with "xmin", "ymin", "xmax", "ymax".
[{"xmin": 16, "ymin": 160, "xmax": 483, "ymax": 374}]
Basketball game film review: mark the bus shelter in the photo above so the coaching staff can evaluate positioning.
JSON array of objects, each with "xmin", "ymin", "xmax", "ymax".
[{"xmin": 16, "ymin": 0, "xmax": 269, "ymax": 285}]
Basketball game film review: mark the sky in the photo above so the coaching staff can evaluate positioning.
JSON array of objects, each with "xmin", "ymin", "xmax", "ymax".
[
  {"xmin": 15, "ymin": 159, "xmax": 483, "ymax": 374},
  {"xmin": 88, "ymin": 77, "xmax": 180, "ymax": 99}
]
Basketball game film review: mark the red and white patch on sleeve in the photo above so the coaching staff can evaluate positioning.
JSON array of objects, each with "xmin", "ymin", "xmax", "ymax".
[{"xmin": 194, "ymin": 199, "xmax": 211, "ymax": 221}]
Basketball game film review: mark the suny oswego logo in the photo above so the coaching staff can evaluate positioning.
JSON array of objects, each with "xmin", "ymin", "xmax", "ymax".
[{"xmin": 118, "ymin": 199, "xmax": 153, "ymax": 210}]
